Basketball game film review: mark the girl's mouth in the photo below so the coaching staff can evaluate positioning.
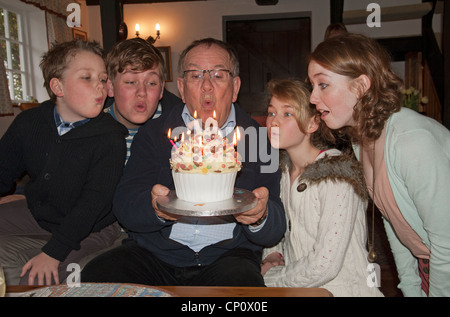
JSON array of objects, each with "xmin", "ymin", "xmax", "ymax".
[{"xmin": 319, "ymin": 109, "xmax": 330, "ymax": 119}]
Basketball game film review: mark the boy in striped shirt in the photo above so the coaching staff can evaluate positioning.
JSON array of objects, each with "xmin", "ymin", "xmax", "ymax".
[{"xmin": 104, "ymin": 38, "xmax": 180, "ymax": 163}]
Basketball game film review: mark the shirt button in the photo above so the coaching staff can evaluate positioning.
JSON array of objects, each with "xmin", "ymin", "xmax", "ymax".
[
  {"xmin": 44, "ymin": 173, "xmax": 51, "ymax": 180},
  {"xmin": 195, "ymin": 230, "xmax": 200, "ymax": 234}
]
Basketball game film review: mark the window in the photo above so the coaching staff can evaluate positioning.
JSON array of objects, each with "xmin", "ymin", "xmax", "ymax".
[{"xmin": 0, "ymin": 7, "xmax": 28, "ymax": 103}]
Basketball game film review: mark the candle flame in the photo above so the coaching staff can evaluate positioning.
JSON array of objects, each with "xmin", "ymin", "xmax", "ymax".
[
  {"xmin": 236, "ymin": 128, "xmax": 241, "ymax": 141},
  {"xmin": 167, "ymin": 128, "xmax": 171, "ymax": 139},
  {"xmin": 213, "ymin": 110, "xmax": 216, "ymax": 119},
  {"xmin": 193, "ymin": 110, "xmax": 197, "ymax": 119}
]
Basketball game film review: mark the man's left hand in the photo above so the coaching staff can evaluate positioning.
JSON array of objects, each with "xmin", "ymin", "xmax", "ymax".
[{"xmin": 234, "ymin": 187, "xmax": 268, "ymax": 226}]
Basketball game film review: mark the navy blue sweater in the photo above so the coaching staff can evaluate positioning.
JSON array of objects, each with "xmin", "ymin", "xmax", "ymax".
[
  {"xmin": 113, "ymin": 103, "xmax": 286, "ymax": 267},
  {"xmin": 0, "ymin": 100, "xmax": 127, "ymax": 261}
]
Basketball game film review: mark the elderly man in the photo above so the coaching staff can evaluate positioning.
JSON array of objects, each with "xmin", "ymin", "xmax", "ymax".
[{"xmin": 82, "ymin": 38, "xmax": 286, "ymax": 286}]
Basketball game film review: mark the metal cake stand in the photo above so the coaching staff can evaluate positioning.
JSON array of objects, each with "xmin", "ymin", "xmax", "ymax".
[{"xmin": 156, "ymin": 188, "xmax": 257, "ymax": 217}]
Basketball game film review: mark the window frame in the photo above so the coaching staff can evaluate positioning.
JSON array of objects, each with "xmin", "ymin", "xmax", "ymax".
[{"xmin": 0, "ymin": 6, "xmax": 31, "ymax": 103}]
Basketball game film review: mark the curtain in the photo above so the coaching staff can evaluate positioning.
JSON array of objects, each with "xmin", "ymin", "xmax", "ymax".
[
  {"xmin": 18, "ymin": 0, "xmax": 77, "ymax": 45},
  {"xmin": 0, "ymin": 47, "xmax": 13, "ymax": 116}
]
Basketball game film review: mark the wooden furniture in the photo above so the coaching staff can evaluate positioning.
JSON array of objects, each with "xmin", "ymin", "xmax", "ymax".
[
  {"xmin": 6, "ymin": 284, "xmax": 332, "ymax": 297},
  {"xmin": 19, "ymin": 102, "xmax": 40, "ymax": 111}
]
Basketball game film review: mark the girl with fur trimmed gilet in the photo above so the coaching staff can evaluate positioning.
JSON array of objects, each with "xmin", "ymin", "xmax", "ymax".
[{"xmin": 261, "ymin": 79, "xmax": 383, "ymax": 297}]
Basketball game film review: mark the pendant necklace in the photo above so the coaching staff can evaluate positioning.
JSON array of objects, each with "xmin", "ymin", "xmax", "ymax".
[{"xmin": 365, "ymin": 142, "xmax": 377, "ymax": 263}]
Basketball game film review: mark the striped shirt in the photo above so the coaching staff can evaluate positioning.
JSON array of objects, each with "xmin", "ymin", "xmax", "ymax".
[{"xmin": 105, "ymin": 103, "xmax": 162, "ymax": 164}]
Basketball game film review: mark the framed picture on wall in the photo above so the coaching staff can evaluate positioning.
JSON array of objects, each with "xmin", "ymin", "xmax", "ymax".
[
  {"xmin": 157, "ymin": 46, "xmax": 172, "ymax": 82},
  {"xmin": 73, "ymin": 29, "xmax": 87, "ymax": 41}
]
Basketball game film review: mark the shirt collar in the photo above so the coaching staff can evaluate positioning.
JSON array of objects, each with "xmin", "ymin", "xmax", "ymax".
[
  {"xmin": 181, "ymin": 104, "xmax": 236, "ymax": 137},
  {"xmin": 54, "ymin": 106, "xmax": 90, "ymax": 133}
]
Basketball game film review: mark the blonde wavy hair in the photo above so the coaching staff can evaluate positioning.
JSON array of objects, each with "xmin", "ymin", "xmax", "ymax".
[{"xmin": 309, "ymin": 33, "xmax": 403, "ymax": 144}]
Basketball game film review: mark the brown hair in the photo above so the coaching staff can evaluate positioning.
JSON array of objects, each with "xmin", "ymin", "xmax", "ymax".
[
  {"xmin": 324, "ymin": 23, "xmax": 348, "ymax": 40},
  {"xmin": 266, "ymin": 78, "xmax": 339, "ymax": 171},
  {"xmin": 106, "ymin": 37, "xmax": 166, "ymax": 83},
  {"xmin": 178, "ymin": 38, "xmax": 240, "ymax": 78},
  {"xmin": 40, "ymin": 39, "xmax": 105, "ymax": 102},
  {"xmin": 309, "ymin": 33, "xmax": 402, "ymax": 144}
]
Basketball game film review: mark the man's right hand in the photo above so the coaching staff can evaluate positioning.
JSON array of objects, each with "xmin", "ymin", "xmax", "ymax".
[{"xmin": 151, "ymin": 184, "xmax": 180, "ymax": 221}]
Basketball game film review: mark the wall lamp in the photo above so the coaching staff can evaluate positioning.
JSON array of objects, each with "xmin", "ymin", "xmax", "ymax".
[{"xmin": 135, "ymin": 23, "xmax": 161, "ymax": 44}]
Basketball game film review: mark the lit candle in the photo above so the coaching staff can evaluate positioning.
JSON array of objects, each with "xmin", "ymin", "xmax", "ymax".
[
  {"xmin": 205, "ymin": 109, "xmax": 219, "ymax": 136},
  {"xmin": 191, "ymin": 110, "xmax": 202, "ymax": 135},
  {"xmin": 135, "ymin": 24, "xmax": 140, "ymax": 37},
  {"xmin": 234, "ymin": 128, "xmax": 241, "ymax": 163},
  {"xmin": 167, "ymin": 128, "xmax": 177, "ymax": 149},
  {"xmin": 187, "ymin": 129, "xmax": 193, "ymax": 153},
  {"xmin": 181, "ymin": 132, "xmax": 189, "ymax": 151}
]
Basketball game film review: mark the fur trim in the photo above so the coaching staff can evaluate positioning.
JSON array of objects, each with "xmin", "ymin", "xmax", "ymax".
[{"xmin": 299, "ymin": 154, "xmax": 368, "ymax": 200}]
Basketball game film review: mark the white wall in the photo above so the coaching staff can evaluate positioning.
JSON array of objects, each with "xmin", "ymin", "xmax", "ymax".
[
  {"xmin": 87, "ymin": 0, "xmax": 331, "ymax": 95},
  {"xmin": 86, "ymin": 0, "xmax": 441, "ymax": 96}
]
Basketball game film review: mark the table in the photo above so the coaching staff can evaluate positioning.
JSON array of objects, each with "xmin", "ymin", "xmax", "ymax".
[{"xmin": 6, "ymin": 284, "xmax": 332, "ymax": 297}]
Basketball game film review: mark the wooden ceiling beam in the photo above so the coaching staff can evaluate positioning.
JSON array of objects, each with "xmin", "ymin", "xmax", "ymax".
[
  {"xmin": 86, "ymin": 0, "xmax": 206, "ymax": 5},
  {"xmin": 343, "ymin": 2, "xmax": 433, "ymax": 25}
]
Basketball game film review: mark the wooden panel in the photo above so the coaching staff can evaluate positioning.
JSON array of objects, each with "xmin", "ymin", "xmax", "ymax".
[
  {"xmin": 404, "ymin": 52, "xmax": 423, "ymax": 96},
  {"xmin": 19, "ymin": 102, "xmax": 40, "ymax": 111},
  {"xmin": 423, "ymin": 61, "xmax": 442, "ymax": 122},
  {"xmin": 86, "ymin": 0, "xmax": 207, "ymax": 5},
  {"xmin": 343, "ymin": 2, "xmax": 433, "ymax": 25}
]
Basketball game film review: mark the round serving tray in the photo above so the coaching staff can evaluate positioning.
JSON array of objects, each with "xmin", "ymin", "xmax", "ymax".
[{"xmin": 156, "ymin": 188, "xmax": 257, "ymax": 217}]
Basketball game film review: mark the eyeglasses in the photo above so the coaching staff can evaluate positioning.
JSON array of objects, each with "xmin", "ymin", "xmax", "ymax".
[{"xmin": 183, "ymin": 69, "xmax": 233, "ymax": 83}]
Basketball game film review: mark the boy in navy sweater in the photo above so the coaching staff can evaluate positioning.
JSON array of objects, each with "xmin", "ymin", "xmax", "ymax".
[{"xmin": 0, "ymin": 40, "xmax": 127, "ymax": 285}]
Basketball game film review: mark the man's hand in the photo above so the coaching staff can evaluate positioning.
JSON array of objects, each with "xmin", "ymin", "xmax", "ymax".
[
  {"xmin": 151, "ymin": 184, "xmax": 181, "ymax": 221},
  {"xmin": 21, "ymin": 252, "xmax": 60, "ymax": 285},
  {"xmin": 234, "ymin": 187, "xmax": 269, "ymax": 226}
]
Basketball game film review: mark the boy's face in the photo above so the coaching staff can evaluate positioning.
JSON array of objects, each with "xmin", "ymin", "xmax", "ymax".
[
  {"xmin": 107, "ymin": 65, "xmax": 164, "ymax": 129},
  {"xmin": 51, "ymin": 51, "xmax": 108, "ymax": 122}
]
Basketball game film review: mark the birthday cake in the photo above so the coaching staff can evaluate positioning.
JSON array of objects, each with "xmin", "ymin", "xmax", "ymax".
[{"xmin": 169, "ymin": 128, "xmax": 242, "ymax": 203}]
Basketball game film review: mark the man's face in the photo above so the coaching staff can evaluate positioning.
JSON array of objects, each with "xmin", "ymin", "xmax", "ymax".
[
  {"xmin": 108, "ymin": 65, "xmax": 164, "ymax": 129},
  {"xmin": 177, "ymin": 44, "xmax": 241, "ymax": 128}
]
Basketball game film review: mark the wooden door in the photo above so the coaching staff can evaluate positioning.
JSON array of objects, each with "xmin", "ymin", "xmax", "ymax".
[{"xmin": 225, "ymin": 16, "xmax": 311, "ymax": 115}]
